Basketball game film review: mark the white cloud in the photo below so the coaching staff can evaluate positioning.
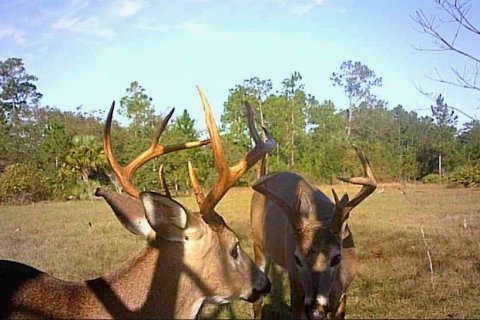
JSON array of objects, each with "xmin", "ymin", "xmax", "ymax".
[
  {"xmin": 110, "ymin": 0, "xmax": 149, "ymax": 18},
  {"xmin": 75, "ymin": 16, "xmax": 116, "ymax": 38},
  {"xmin": 136, "ymin": 17, "xmax": 208, "ymax": 35},
  {"xmin": 51, "ymin": 17, "xmax": 83, "ymax": 30},
  {"xmin": 289, "ymin": 0, "xmax": 327, "ymax": 16},
  {"xmin": 179, "ymin": 20, "xmax": 208, "ymax": 34},
  {"xmin": 291, "ymin": 3, "xmax": 314, "ymax": 16},
  {"xmin": 69, "ymin": 0, "xmax": 90, "ymax": 11},
  {"xmin": 49, "ymin": 0, "xmax": 149, "ymax": 40},
  {"xmin": 135, "ymin": 18, "xmax": 168, "ymax": 32},
  {"xmin": 51, "ymin": 16, "xmax": 115, "ymax": 39},
  {"xmin": 0, "ymin": 25, "xmax": 26, "ymax": 44}
]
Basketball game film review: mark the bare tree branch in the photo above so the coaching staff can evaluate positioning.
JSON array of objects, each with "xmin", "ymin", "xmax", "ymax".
[
  {"xmin": 412, "ymin": 0, "xmax": 480, "ymax": 92},
  {"xmin": 412, "ymin": 9, "xmax": 480, "ymax": 63},
  {"xmin": 423, "ymin": 66, "xmax": 480, "ymax": 92},
  {"xmin": 413, "ymin": 80, "xmax": 478, "ymax": 121},
  {"xmin": 438, "ymin": 0, "xmax": 479, "ymax": 35}
]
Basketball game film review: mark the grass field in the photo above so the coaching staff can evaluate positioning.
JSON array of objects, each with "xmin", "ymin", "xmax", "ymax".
[{"xmin": 1, "ymin": 184, "xmax": 479, "ymax": 318}]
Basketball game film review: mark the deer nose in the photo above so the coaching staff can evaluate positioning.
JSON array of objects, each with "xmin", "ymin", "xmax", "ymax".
[
  {"xmin": 305, "ymin": 303, "xmax": 328, "ymax": 320},
  {"xmin": 246, "ymin": 275, "xmax": 271, "ymax": 302},
  {"xmin": 259, "ymin": 275, "xmax": 271, "ymax": 294}
]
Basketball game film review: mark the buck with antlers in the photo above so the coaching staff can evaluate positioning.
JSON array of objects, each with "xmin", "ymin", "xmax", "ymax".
[
  {"xmin": 250, "ymin": 148, "xmax": 376, "ymax": 319},
  {"xmin": 0, "ymin": 87, "xmax": 275, "ymax": 319}
]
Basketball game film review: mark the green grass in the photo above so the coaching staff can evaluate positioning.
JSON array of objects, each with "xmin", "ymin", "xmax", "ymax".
[{"xmin": 1, "ymin": 184, "xmax": 479, "ymax": 318}]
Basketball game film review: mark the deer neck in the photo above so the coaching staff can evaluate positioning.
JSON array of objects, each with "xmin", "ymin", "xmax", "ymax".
[{"xmin": 87, "ymin": 242, "xmax": 206, "ymax": 319}]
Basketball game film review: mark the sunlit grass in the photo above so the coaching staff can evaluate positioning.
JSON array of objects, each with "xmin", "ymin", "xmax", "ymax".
[{"xmin": 1, "ymin": 184, "xmax": 479, "ymax": 318}]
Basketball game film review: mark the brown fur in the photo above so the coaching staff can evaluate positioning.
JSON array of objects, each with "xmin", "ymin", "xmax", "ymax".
[
  {"xmin": 0, "ymin": 193, "xmax": 270, "ymax": 319},
  {"xmin": 250, "ymin": 172, "xmax": 358, "ymax": 320}
]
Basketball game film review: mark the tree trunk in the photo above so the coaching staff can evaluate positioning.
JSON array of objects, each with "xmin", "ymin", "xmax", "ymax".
[
  {"xmin": 438, "ymin": 154, "xmax": 442, "ymax": 177},
  {"xmin": 346, "ymin": 107, "xmax": 352, "ymax": 139},
  {"xmin": 346, "ymin": 98, "xmax": 353, "ymax": 140},
  {"xmin": 175, "ymin": 177, "xmax": 179, "ymax": 196},
  {"xmin": 290, "ymin": 100, "xmax": 295, "ymax": 168},
  {"xmin": 258, "ymin": 101, "xmax": 265, "ymax": 128}
]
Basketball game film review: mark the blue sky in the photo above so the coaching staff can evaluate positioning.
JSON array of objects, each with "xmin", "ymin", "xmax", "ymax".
[{"xmin": 1, "ymin": 0, "xmax": 479, "ymax": 130}]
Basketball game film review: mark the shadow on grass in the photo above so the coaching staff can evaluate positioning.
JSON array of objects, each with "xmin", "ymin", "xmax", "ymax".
[
  {"xmin": 261, "ymin": 264, "xmax": 291, "ymax": 320},
  {"xmin": 199, "ymin": 303, "xmax": 239, "ymax": 319}
]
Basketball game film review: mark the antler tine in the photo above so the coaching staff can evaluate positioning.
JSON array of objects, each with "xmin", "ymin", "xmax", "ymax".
[
  {"xmin": 188, "ymin": 161, "xmax": 206, "ymax": 207},
  {"xmin": 103, "ymin": 102, "xmax": 210, "ymax": 198},
  {"xmin": 195, "ymin": 87, "xmax": 276, "ymax": 223},
  {"xmin": 197, "ymin": 86, "xmax": 229, "ymax": 175},
  {"xmin": 245, "ymin": 99, "xmax": 273, "ymax": 180},
  {"xmin": 331, "ymin": 188, "xmax": 340, "ymax": 206},
  {"xmin": 159, "ymin": 164, "xmax": 171, "ymax": 198},
  {"xmin": 257, "ymin": 155, "xmax": 267, "ymax": 178},
  {"xmin": 151, "ymin": 108, "xmax": 175, "ymax": 149},
  {"xmin": 104, "ymin": 101, "xmax": 138, "ymax": 197},
  {"xmin": 330, "ymin": 188, "xmax": 351, "ymax": 235},
  {"xmin": 230, "ymin": 99, "xmax": 275, "ymax": 181},
  {"xmin": 335, "ymin": 147, "xmax": 377, "ymax": 211},
  {"xmin": 123, "ymin": 108, "xmax": 210, "ymax": 180},
  {"xmin": 245, "ymin": 100, "xmax": 262, "ymax": 143}
]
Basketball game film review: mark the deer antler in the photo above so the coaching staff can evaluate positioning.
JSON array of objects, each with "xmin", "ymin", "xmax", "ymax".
[
  {"xmin": 104, "ymin": 101, "xmax": 210, "ymax": 198},
  {"xmin": 331, "ymin": 147, "xmax": 377, "ymax": 234},
  {"xmin": 158, "ymin": 164, "xmax": 171, "ymax": 198},
  {"xmin": 189, "ymin": 87, "xmax": 276, "ymax": 225}
]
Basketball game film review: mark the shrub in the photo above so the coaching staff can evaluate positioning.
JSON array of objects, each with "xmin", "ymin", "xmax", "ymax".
[
  {"xmin": 0, "ymin": 163, "xmax": 49, "ymax": 204},
  {"xmin": 449, "ymin": 165, "xmax": 480, "ymax": 187},
  {"xmin": 50, "ymin": 165, "xmax": 78, "ymax": 200},
  {"xmin": 421, "ymin": 173, "xmax": 445, "ymax": 184}
]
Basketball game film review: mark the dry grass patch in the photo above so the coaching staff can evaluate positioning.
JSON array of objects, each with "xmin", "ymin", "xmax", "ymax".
[{"xmin": 1, "ymin": 184, "xmax": 479, "ymax": 318}]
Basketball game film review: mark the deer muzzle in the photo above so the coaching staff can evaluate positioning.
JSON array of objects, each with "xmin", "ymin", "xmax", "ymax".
[
  {"xmin": 245, "ymin": 274, "xmax": 271, "ymax": 302},
  {"xmin": 305, "ymin": 299, "xmax": 329, "ymax": 320}
]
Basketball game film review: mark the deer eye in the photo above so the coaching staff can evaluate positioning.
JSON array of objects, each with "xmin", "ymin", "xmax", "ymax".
[
  {"xmin": 330, "ymin": 254, "xmax": 342, "ymax": 267},
  {"xmin": 230, "ymin": 242, "xmax": 240, "ymax": 260}
]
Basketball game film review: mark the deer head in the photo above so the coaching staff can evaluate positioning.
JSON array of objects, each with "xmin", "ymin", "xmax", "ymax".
[
  {"xmin": 0, "ymin": 88, "xmax": 275, "ymax": 320},
  {"xmin": 97, "ymin": 87, "xmax": 275, "ymax": 314}
]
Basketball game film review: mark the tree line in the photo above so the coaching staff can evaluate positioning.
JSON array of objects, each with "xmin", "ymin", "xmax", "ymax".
[{"xmin": 1, "ymin": 57, "xmax": 479, "ymax": 204}]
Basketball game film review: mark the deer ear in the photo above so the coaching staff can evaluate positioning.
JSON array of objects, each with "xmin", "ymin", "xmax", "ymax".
[
  {"xmin": 252, "ymin": 172, "xmax": 316, "ymax": 227},
  {"xmin": 140, "ymin": 192, "xmax": 187, "ymax": 230},
  {"xmin": 95, "ymin": 188, "xmax": 154, "ymax": 237},
  {"xmin": 139, "ymin": 191, "xmax": 200, "ymax": 242},
  {"xmin": 297, "ymin": 190, "xmax": 315, "ymax": 219},
  {"xmin": 252, "ymin": 173, "xmax": 295, "ymax": 212}
]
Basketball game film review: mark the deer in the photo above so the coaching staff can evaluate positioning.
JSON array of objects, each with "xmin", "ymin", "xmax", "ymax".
[
  {"xmin": 250, "ymin": 148, "xmax": 376, "ymax": 319},
  {"xmin": 0, "ymin": 87, "xmax": 275, "ymax": 319}
]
